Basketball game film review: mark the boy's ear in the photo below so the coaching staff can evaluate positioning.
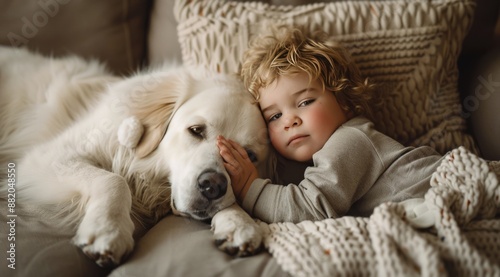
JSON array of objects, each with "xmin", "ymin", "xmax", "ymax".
[{"xmin": 127, "ymin": 73, "xmax": 190, "ymax": 158}]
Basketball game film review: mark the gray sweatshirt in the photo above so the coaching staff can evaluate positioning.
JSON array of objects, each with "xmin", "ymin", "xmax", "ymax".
[{"xmin": 242, "ymin": 117, "xmax": 443, "ymax": 223}]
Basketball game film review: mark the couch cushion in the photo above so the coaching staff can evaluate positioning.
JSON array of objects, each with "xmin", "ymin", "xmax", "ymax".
[
  {"xmin": 171, "ymin": 0, "xmax": 478, "ymax": 155},
  {"xmin": 0, "ymin": 200, "xmax": 111, "ymax": 277},
  {"xmin": 0, "ymin": 0, "xmax": 152, "ymax": 75},
  {"xmin": 148, "ymin": 0, "xmax": 182, "ymax": 65},
  {"xmin": 109, "ymin": 215, "xmax": 286, "ymax": 277}
]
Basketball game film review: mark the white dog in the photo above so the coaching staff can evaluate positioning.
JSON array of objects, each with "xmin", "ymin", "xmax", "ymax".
[{"xmin": 0, "ymin": 46, "xmax": 270, "ymax": 267}]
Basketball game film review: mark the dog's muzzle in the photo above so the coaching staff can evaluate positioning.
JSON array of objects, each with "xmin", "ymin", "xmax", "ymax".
[{"xmin": 197, "ymin": 170, "xmax": 227, "ymax": 200}]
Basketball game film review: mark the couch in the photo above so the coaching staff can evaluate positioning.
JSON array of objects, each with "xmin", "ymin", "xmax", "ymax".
[{"xmin": 0, "ymin": 0, "xmax": 499, "ymax": 276}]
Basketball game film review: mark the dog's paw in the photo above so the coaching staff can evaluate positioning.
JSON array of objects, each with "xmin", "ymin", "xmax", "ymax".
[
  {"xmin": 73, "ymin": 216, "xmax": 135, "ymax": 267},
  {"xmin": 212, "ymin": 206, "xmax": 263, "ymax": 257},
  {"xmin": 213, "ymin": 218, "xmax": 263, "ymax": 257}
]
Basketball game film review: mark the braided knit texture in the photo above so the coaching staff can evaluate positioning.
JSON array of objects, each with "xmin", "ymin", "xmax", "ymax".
[
  {"xmin": 175, "ymin": 0, "xmax": 479, "ymax": 155},
  {"xmin": 259, "ymin": 147, "xmax": 500, "ymax": 276}
]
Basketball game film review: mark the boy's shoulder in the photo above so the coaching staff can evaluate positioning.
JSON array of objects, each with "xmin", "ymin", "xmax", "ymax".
[
  {"xmin": 333, "ymin": 116, "xmax": 411, "ymax": 158},
  {"xmin": 341, "ymin": 116, "xmax": 374, "ymax": 129},
  {"xmin": 315, "ymin": 116, "xmax": 386, "ymax": 165},
  {"xmin": 334, "ymin": 116, "xmax": 376, "ymax": 141},
  {"xmin": 328, "ymin": 115, "xmax": 399, "ymax": 152},
  {"xmin": 324, "ymin": 116, "xmax": 376, "ymax": 150}
]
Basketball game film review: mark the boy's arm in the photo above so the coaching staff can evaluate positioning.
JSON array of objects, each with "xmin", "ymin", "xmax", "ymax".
[
  {"xmin": 241, "ymin": 177, "xmax": 341, "ymax": 222},
  {"xmin": 242, "ymin": 127, "xmax": 386, "ymax": 223},
  {"xmin": 242, "ymin": 132, "xmax": 384, "ymax": 222},
  {"xmin": 217, "ymin": 124, "xmax": 386, "ymax": 223}
]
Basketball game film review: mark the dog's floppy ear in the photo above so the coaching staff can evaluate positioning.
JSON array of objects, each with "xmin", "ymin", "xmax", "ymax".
[{"xmin": 128, "ymin": 72, "xmax": 191, "ymax": 158}]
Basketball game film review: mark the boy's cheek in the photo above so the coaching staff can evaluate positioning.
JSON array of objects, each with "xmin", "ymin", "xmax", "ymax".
[{"xmin": 268, "ymin": 130, "xmax": 280, "ymax": 146}]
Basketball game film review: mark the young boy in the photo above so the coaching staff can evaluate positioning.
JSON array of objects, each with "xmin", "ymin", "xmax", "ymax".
[{"xmin": 217, "ymin": 25, "xmax": 443, "ymax": 223}]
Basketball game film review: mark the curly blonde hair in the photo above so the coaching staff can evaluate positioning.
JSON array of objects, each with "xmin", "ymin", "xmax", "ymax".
[{"xmin": 240, "ymin": 24, "xmax": 376, "ymax": 119}]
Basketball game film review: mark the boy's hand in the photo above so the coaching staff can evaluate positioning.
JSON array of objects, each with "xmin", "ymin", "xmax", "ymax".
[{"xmin": 216, "ymin": 135, "xmax": 258, "ymax": 202}]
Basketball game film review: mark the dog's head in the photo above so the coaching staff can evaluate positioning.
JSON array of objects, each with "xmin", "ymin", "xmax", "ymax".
[{"xmin": 130, "ymin": 68, "xmax": 270, "ymax": 220}]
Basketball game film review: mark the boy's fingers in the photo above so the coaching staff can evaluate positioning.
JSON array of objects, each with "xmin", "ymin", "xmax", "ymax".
[
  {"xmin": 221, "ymin": 150, "xmax": 236, "ymax": 165},
  {"xmin": 220, "ymin": 138, "xmax": 236, "ymax": 153},
  {"xmin": 218, "ymin": 138, "xmax": 235, "ymax": 154},
  {"xmin": 223, "ymin": 161, "xmax": 236, "ymax": 173},
  {"xmin": 222, "ymin": 139, "xmax": 243, "ymax": 161},
  {"xmin": 217, "ymin": 136, "xmax": 231, "ymax": 150},
  {"xmin": 218, "ymin": 137, "xmax": 250, "ymax": 165},
  {"xmin": 227, "ymin": 139, "xmax": 248, "ymax": 159},
  {"xmin": 219, "ymin": 145, "xmax": 240, "ymax": 168}
]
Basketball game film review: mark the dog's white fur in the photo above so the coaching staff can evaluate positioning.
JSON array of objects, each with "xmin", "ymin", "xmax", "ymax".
[{"xmin": 0, "ymin": 46, "xmax": 270, "ymax": 266}]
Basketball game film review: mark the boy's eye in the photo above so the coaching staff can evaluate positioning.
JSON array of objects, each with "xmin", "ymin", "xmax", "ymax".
[
  {"xmin": 269, "ymin": 113, "xmax": 282, "ymax": 122},
  {"xmin": 299, "ymin": 99, "xmax": 315, "ymax": 107}
]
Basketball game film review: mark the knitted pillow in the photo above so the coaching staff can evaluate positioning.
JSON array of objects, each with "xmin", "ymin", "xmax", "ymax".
[{"xmin": 174, "ymin": 0, "xmax": 478, "ymax": 154}]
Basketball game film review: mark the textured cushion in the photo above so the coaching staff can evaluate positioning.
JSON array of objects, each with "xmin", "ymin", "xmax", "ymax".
[
  {"xmin": 174, "ymin": 0, "xmax": 479, "ymax": 154},
  {"xmin": 0, "ymin": 0, "xmax": 152, "ymax": 75}
]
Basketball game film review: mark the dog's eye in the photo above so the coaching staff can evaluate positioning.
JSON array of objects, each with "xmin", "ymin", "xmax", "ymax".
[
  {"xmin": 188, "ymin": 125, "xmax": 205, "ymax": 139},
  {"xmin": 245, "ymin": 149, "xmax": 258, "ymax": 163}
]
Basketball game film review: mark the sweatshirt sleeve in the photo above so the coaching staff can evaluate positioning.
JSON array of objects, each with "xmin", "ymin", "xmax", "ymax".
[{"xmin": 241, "ymin": 122, "xmax": 387, "ymax": 223}]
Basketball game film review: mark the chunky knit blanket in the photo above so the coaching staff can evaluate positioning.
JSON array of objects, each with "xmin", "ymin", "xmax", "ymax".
[{"xmin": 260, "ymin": 147, "xmax": 500, "ymax": 276}]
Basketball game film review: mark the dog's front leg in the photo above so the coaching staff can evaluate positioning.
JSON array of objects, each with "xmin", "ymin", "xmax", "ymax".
[
  {"xmin": 68, "ymin": 162, "xmax": 135, "ymax": 267},
  {"xmin": 211, "ymin": 203, "xmax": 263, "ymax": 257}
]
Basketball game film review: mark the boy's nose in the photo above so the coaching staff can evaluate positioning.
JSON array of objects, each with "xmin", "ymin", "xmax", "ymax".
[{"xmin": 283, "ymin": 115, "xmax": 301, "ymax": 130}]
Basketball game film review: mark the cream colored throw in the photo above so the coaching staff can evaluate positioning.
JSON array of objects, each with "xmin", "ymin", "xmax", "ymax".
[{"xmin": 259, "ymin": 147, "xmax": 500, "ymax": 276}]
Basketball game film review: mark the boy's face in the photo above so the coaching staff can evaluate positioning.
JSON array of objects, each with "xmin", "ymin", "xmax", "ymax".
[{"xmin": 259, "ymin": 72, "xmax": 348, "ymax": 162}]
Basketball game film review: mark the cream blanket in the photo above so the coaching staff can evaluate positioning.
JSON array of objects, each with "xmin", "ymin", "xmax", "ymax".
[{"xmin": 260, "ymin": 147, "xmax": 500, "ymax": 276}]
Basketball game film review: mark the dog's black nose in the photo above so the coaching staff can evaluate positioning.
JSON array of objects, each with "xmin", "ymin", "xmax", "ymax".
[{"xmin": 197, "ymin": 171, "xmax": 227, "ymax": 200}]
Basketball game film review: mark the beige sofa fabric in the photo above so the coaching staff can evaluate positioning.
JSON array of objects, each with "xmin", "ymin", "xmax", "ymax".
[
  {"xmin": 148, "ymin": 0, "xmax": 182, "ymax": 65},
  {"xmin": 109, "ymin": 216, "xmax": 286, "ymax": 277},
  {"xmin": 0, "ymin": 200, "xmax": 109, "ymax": 276},
  {"xmin": 0, "ymin": 199, "xmax": 285, "ymax": 277}
]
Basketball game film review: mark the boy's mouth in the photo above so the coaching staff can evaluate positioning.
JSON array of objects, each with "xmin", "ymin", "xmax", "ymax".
[{"xmin": 288, "ymin": 134, "xmax": 309, "ymax": 146}]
